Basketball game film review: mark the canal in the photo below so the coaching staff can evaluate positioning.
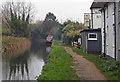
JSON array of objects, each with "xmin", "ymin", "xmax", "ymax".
[{"xmin": 2, "ymin": 40, "xmax": 51, "ymax": 80}]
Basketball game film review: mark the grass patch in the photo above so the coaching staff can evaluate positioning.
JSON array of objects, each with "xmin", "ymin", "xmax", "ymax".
[
  {"xmin": 37, "ymin": 41, "xmax": 79, "ymax": 80},
  {"xmin": 70, "ymin": 47, "xmax": 120, "ymax": 81}
]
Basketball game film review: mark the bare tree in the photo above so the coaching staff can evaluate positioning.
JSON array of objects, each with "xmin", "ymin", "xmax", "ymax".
[
  {"xmin": 2, "ymin": 0, "xmax": 34, "ymax": 37},
  {"xmin": 2, "ymin": 1, "xmax": 34, "ymax": 26}
]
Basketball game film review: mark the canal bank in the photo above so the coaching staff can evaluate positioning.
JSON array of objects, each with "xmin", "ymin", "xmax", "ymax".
[
  {"xmin": 2, "ymin": 36, "xmax": 49, "ymax": 80},
  {"xmin": 2, "ymin": 36, "xmax": 31, "ymax": 55},
  {"xmin": 37, "ymin": 41, "xmax": 79, "ymax": 80}
]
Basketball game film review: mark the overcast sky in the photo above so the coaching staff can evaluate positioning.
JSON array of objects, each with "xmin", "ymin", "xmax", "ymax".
[{"xmin": 0, "ymin": 0, "xmax": 94, "ymax": 23}]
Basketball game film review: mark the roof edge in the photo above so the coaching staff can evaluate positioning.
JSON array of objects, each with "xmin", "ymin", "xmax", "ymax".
[{"xmin": 80, "ymin": 29, "xmax": 101, "ymax": 33}]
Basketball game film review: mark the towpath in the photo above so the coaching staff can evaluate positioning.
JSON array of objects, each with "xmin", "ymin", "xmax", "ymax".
[{"xmin": 64, "ymin": 47, "xmax": 107, "ymax": 80}]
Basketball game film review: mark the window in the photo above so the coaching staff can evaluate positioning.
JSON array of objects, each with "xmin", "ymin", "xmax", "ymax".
[
  {"xmin": 107, "ymin": 7, "xmax": 109, "ymax": 18},
  {"xmin": 95, "ymin": 11, "xmax": 98, "ymax": 14},
  {"xmin": 88, "ymin": 33, "xmax": 97, "ymax": 40},
  {"xmin": 96, "ymin": 15, "xmax": 101, "ymax": 18}
]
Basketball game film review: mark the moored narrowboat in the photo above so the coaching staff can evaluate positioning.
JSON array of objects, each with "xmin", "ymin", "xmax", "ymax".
[{"xmin": 46, "ymin": 35, "xmax": 53, "ymax": 46}]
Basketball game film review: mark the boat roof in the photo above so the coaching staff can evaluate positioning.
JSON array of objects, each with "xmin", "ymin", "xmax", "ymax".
[{"xmin": 47, "ymin": 35, "xmax": 53, "ymax": 37}]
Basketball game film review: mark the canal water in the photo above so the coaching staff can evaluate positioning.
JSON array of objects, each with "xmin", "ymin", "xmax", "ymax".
[{"xmin": 2, "ymin": 40, "xmax": 51, "ymax": 80}]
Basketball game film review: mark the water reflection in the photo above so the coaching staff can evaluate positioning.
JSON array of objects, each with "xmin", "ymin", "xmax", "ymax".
[
  {"xmin": 46, "ymin": 46, "xmax": 51, "ymax": 54},
  {"xmin": 2, "ymin": 40, "xmax": 51, "ymax": 80},
  {"xmin": 9, "ymin": 51, "xmax": 29, "ymax": 80}
]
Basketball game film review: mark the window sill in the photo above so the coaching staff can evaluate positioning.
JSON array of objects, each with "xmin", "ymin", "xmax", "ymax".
[{"xmin": 88, "ymin": 39, "xmax": 97, "ymax": 41}]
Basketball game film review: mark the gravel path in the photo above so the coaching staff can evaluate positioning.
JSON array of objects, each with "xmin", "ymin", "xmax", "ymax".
[{"xmin": 64, "ymin": 47, "xmax": 107, "ymax": 80}]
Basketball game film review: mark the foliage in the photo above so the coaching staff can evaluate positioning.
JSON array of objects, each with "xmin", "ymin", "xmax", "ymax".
[
  {"xmin": 38, "ymin": 41, "xmax": 79, "ymax": 80},
  {"xmin": 62, "ymin": 24, "xmax": 75, "ymax": 32},
  {"xmin": 30, "ymin": 21, "xmax": 45, "ymax": 39},
  {"xmin": 2, "ymin": 28, "xmax": 11, "ymax": 36},
  {"xmin": 67, "ymin": 30, "xmax": 81, "ymax": 38},
  {"xmin": 71, "ymin": 47, "xmax": 120, "ymax": 80},
  {"xmin": 2, "ymin": 2, "xmax": 33, "ymax": 38},
  {"xmin": 31, "ymin": 12, "xmax": 61, "ymax": 40},
  {"xmin": 61, "ymin": 20, "xmax": 85, "ymax": 45},
  {"xmin": 62, "ymin": 21, "xmax": 83, "ymax": 32},
  {"xmin": 0, "ymin": 28, "xmax": 2, "ymax": 34},
  {"xmin": 43, "ymin": 12, "xmax": 59, "ymax": 38},
  {"xmin": 99, "ymin": 60, "xmax": 119, "ymax": 72},
  {"xmin": 9, "ymin": 8, "xmax": 29, "ymax": 37}
]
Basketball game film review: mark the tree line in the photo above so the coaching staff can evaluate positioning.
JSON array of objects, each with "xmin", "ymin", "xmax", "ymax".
[
  {"xmin": 31, "ymin": 12, "xmax": 60, "ymax": 40},
  {"xmin": 31, "ymin": 13, "xmax": 87, "ymax": 42},
  {"xmin": 2, "ymin": 1, "xmax": 33, "ymax": 38},
  {"xmin": 2, "ymin": 1, "xmax": 86, "ymax": 42},
  {"xmin": 2, "ymin": 1, "xmax": 60, "ymax": 39}
]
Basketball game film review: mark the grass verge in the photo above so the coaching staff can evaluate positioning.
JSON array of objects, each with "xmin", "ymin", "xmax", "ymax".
[
  {"xmin": 70, "ymin": 47, "xmax": 120, "ymax": 81},
  {"xmin": 37, "ymin": 41, "xmax": 79, "ymax": 80}
]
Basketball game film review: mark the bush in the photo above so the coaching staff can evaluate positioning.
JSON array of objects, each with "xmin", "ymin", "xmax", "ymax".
[{"xmin": 100, "ymin": 60, "xmax": 119, "ymax": 72}]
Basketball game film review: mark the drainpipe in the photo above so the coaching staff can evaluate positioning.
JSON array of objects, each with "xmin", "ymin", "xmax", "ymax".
[
  {"xmin": 103, "ymin": 8, "xmax": 106, "ymax": 57},
  {"xmin": 91, "ymin": 9, "xmax": 93, "ymax": 29},
  {"xmin": 89, "ymin": 19, "xmax": 91, "ymax": 29},
  {"xmin": 114, "ymin": 2, "xmax": 117, "ymax": 60}
]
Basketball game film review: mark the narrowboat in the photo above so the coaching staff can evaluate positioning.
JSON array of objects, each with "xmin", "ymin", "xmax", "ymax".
[{"xmin": 46, "ymin": 35, "xmax": 53, "ymax": 46}]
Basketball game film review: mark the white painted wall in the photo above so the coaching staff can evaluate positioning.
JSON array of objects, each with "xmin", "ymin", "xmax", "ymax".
[
  {"xmin": 107, "ymin": 3, "xmax": 115, "ymax": 58},
  {"xmin": 84, "ymin": 14, "xmax": 90, "ymax": 27},
  {"xmin": 91, "ymin": 8, "xmax": 102, "ymax": 29},
  {"xmin": 101, "ymin": 3, "xmax": 115, "ymax": 59}
]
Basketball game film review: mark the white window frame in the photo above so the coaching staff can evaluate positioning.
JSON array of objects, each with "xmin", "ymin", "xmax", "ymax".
[{"xmin": 88, "ymin": 33, "xmax": 97, "ymax": 40}]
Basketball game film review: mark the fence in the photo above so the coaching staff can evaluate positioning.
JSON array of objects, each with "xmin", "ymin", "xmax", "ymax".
[{"xmin": 72, "ymin": 42, "xmax": 81, "ymax": 49}]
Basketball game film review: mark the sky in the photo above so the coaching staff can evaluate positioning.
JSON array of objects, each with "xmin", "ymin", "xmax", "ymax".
[{"xmin": 0, "ymin": 0, "xmax": 94, "ymax": 23}]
